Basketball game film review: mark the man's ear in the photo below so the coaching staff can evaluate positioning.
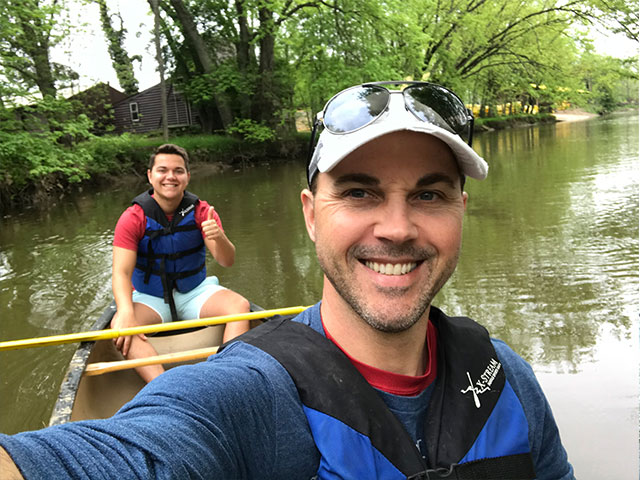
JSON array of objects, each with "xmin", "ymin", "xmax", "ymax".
[
  {"xmin": 300, "ymin": 188, "xmax": 316, "ymax": 242},
  {"xmin": 147, "ymin": 169, "xmax": 152, "ymax": 184}
]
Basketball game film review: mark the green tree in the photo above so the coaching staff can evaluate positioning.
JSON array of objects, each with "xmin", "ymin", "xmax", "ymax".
[
  {"xmin": 593, "ymin": 0, "xmax": 639, "ymax": 41},
  {"xmin": 95, "ymin": 0, "xmax": 141, "ymax": 95},
  {"xmin": 0, "ymin": 0, "xmax": 73, "ymax": 100},
  {"xmin": 157, "ymin": 0, "xmax": 349, "ymax": 134},
  {"xmin": 286, "ymin": 0, "xmax": 426, "ymax": 119},
  {"xmin": 573, "ymin": 50, "xmax": 639, "ymax": 113}
]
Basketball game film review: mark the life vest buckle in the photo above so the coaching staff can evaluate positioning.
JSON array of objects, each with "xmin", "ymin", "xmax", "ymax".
[{"xmin": 408, "ymin": 464, "xmax": 459, "ymax": 480}]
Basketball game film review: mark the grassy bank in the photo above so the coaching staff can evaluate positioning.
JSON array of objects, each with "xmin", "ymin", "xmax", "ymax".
[
  {"xmin": 86, "ymin": 132, "xmax": 309, "ymax": 175},
  {"xmin": 0, "ymin": 113, "xmax": 564, "ymax": 213},
  {"xmin": 474, "ymin": 113, "xmax": 557, "ymax": 131},
  {"xmin": 0, "ymin": 132, "xmax": 308, "ymax": 213}
]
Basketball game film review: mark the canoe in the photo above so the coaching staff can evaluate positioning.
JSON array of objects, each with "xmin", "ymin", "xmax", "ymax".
[{"xmin": 49, "ymin": 302, "xmax": 295, "ymax": 426}]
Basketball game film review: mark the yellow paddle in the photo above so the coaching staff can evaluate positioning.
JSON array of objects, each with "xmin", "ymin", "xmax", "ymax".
[{"xmin": 0, "ymin": 306, "xmax": 310, "ymax": 352}]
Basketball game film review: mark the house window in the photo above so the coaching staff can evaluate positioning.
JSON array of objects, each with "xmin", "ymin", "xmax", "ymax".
[{"xmin": 129, "ymin": 102, "xmax": 140, "ymax": 122}]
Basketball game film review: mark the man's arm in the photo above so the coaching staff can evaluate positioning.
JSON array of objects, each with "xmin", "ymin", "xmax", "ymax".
[
  {"xmin": 1, "ymin": 447, "xmax": 23, "ymax": 479},
  {"xmin": 111, "ymin": 246, "xmax": 141, "ymax": 355},
  {"xmin": 492, "ymin": 339, "xmax": 575, "ymax": 480},
  {"xmin": 0, "ymin": 343, "xmax": 317, "ymax": 478},
  {"xmin": 201, "ymin": 206, "xmax": 236, "ymax": 267}
]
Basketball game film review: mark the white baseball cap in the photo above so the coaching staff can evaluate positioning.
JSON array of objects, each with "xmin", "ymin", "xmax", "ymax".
[{"xmin": 308, "ymin": 91, "xmax": 488, "ymax": 183}]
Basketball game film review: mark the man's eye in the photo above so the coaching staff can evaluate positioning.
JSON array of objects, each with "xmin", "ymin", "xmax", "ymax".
[
  {"xmin": 346, "ymin": 189, "xmax": 368, "ymax": 198},
  {"xmin": 418, "ymin": 191, "xmax": 437, "ymax": 201}
]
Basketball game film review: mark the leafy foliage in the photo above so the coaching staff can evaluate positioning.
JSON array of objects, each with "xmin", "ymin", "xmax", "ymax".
[
  {"xmin": 0, "ymin": 0, "xmax": 637, "ymax": 209},
  {"xmin": 0, "ymin": 97, "xmax": 94, "ymax": 204},
  {"xmin": 95, "ymin": 0, "xmax": 141, "ymax": 95},
  {"xmin": 226, "ymin": 118, "xmax": 276, "ymax": 143}
]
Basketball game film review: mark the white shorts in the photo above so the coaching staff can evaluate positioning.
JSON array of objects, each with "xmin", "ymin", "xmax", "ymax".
[{"xmin": 132, "ymin": 276, "xmax": 226, "ymax": 323}]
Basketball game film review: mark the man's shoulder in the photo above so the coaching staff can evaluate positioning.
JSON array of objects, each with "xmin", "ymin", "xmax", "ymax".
[
  {"xmin": 490, "ymin": 338, "xmax": 548, "ymax": 429},
  {"xmin": 199, "ymin": 340, "xmax": 299, "ymax": 389},
  {"xmin": 290, "ymin": 303, "xmax": 323, "ymax": 332},
  {"xmin": 491, "ymin": 338, "xmax": 529, "ymax": 366},
  {"xmin": 489, "ymin": 338, "xmax": 574, "ymax": 479},
  {"xmin": 113, "ymin": 204, "xmax": 146, "ymax": 249},
  {"xmin": 118, "ymin": 203, "xmax": 145, "ymax": 221},
  {"xmin": 490, "ymin": 338, "xmax": 539, "ymax": 384}
]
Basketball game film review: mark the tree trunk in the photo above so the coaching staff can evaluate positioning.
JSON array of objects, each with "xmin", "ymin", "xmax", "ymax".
[
  {"xmin": 166, "ymin": 0, "xmax": 233, "ymax": 129},
  {"xmin": 150, "ymin": 0, "xmax": 169, "ymax": 141},
  {"xmin": 234, "ymin": 0, "xmax": 252, "ymax": 118},
  {"xmin": 255, "ymin": 7, "xmax": 277, "ymax": 126},
  {"xmin": 20, "ymin": 18, "xmax": 56, "ymax": 98},
  {"xmin": 96, "ymin": 0, "xmax": 139, "ymax": 95}
]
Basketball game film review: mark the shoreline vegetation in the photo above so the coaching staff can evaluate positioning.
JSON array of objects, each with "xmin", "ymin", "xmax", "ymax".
[
  {"xmin": 2, "ymin": 0, "xmax": 637, "ymax": 217},
  {"xmin": 0, "ymin": 109, "xmax": 620, "ymax": 216}
]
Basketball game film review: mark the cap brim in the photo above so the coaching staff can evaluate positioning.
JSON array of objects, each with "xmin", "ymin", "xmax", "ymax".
[{"xmin": 310, "ymin": 95, "xmax": 488, "ymax": 181}]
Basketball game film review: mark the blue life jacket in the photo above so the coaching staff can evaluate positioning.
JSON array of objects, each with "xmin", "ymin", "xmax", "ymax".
[
  {"xmin": 235, "ymin": 308, "xmax": 536, "ymax": 479},
  {"xmin": 131, "ymin": 190, "xmax": 206, "ymax": 321}
]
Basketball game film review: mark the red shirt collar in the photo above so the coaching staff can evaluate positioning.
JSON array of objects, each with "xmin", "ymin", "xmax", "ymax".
[{"xmin": 322, "ymin": 315, "xmax": 438, "ymax": 396}]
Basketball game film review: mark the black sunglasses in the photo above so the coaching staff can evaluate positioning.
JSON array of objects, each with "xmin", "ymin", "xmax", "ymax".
[{"xmin": 307, "ymin": 81, "xmax": 474, "ymax": 184}]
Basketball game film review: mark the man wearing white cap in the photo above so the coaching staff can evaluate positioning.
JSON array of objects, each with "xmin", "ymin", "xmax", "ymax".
[{"xmin": 1, "ymin": 82, "xmax": 574, "ymax": 479}]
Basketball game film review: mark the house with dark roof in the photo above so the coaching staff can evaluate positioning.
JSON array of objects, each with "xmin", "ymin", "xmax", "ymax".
[
  {"xmin": 113, "ymin": 83, "xmax": 199, "ymax": 134},
  {"xmin": 69, "ymin": 83, "xmax": 129, "ymax": 134}
]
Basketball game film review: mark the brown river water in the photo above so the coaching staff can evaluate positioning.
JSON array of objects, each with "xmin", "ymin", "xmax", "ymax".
[{"xmin": 0, "ymin": 112, "xmax": 637, "ymax": 477}]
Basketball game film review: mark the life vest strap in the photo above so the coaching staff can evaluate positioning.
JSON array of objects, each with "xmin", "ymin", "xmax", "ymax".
[
  {"xmin": 136, "ymin": 262, "xmax": 206, "ymax": 284},
  {"xmin": 145, "ymin": 223, "xmax": 199, "ymax": 241},
  {"xmin": 137, "ymin": 241, "xmax": 204, "ymax": 261},
  {"xmin": 408, "ymin": 453, "xmax": 535, "ymax": 479}
]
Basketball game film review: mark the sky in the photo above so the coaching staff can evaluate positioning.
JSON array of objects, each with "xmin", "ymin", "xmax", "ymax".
[
  {"xmin": 54, "ymin": 0, "xmax": 157, "ymax": 95},
  {"xmin": 52, "ymin": 1, "xmax": 639, "ymax": 97}
]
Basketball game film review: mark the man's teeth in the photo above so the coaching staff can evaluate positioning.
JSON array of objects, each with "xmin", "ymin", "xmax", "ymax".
[{"xmin": 365, "ymin": 261, "xmax": 417, "ymax": 275}]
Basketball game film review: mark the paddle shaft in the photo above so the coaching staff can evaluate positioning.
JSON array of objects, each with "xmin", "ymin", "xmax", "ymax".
[
  {"xmin": 0, "ymin": 306, "xmax": 309, "ymax": 351},
  {"xmin": 84, "ymin": 347, "xmax": 220, "ymax": 376}
]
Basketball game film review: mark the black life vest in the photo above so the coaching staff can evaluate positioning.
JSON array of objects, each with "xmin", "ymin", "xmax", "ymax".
[{"xmin": 234, "ymin": 308, "xmax": 536, "ymax": 479}]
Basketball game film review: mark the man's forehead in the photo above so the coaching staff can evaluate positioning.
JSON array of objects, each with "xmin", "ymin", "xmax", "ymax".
[
  {"xmin": 332, "ymin": 142, "xmax": 459, "ymax": 179},
  {"xmin": 154, "ymin": 154, "xmax": 186, "ymax": 167},
  {"xmin": 328, "ymin": 170, "xmax": 460, "ymax": 189},
  {"xmin": 345, "ymin": 131, "xmax": 456, "ymax": 166}
]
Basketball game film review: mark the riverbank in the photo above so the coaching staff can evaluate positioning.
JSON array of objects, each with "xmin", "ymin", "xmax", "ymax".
[
  {"xmin": 473, "ymin": 109, "xmax": 605, "ymax": 132},
  {"xmin": 0, "ymin": 111, "xmax": 603, "ymax": 214},
  {"xmin": 0, "ymin": 133, "xmax": 309, "ymax": 215},
  {"xmin": 552, "ymin": 109, "xmax": 599, "ymax": 123}
]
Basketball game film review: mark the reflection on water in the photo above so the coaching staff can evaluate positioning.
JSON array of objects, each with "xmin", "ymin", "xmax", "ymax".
[
  {"xmin": 435, "ymin": 113, "xmax": 638, "ymax": 478},
  {"xmin": 437, "ymin": 114, "xmax": 638, "ymax": 370},
  {"xmin": 536, "ymin": 324, "xmax": 638, "ymax": 479},
  {"xmin": 0, "ymin": 113, "xmax": 637, "ymax": 476}
]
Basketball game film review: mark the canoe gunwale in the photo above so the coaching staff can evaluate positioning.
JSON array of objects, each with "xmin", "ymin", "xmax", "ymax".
[
  {"xmin": 49, "ymin": 302, "xmax": 117, "ymax": 426},
  {"xmin": 49, "ymin": 301, "xmax": 290, "ymax": 426}
]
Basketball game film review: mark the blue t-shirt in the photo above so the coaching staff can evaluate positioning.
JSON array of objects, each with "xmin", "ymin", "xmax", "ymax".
[{"xmin": 0, "ymin": 303, "xmax": 574, "ymax": 479}]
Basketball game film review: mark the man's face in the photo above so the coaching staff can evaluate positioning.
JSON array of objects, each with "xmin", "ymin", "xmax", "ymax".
[
  {"xmin": 147, "ymin": 153, "xmax": 190, "ymax": 204},
  {"xmin": 301, "ymin": 131, "xmax": 468, "ymax": 333}
]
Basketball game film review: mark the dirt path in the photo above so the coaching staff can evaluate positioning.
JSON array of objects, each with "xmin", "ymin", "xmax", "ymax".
[{"xmin": 553, "ymin": 109, "xmax": 599, "ymax": 123}]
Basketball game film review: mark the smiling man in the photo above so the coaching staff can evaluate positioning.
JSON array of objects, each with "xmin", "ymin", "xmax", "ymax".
[
  {"xmin": 110, "ymin": 143, "xmax": 250, "ymax": 382},
  {"xmin": 0, "ymin": 84, "xmax": 574, "ymax": 479},
  {"xmin": 306, "ymin": 132, "xmax": 464, "ymax": 334}
]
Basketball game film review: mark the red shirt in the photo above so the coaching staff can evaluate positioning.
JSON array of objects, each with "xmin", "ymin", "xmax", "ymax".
[
  {"xmin": 323, "ymin": 317, "xmax": 438, "ymax": 397},
  {"xmin": 113, "ymin": 198, "xmax": 223, "ymax": 251}
]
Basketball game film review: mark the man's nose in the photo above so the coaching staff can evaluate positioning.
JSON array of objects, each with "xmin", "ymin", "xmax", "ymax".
[{"xmin": 372, "ymin": 199, "xmax": 419, "ymax": 243}]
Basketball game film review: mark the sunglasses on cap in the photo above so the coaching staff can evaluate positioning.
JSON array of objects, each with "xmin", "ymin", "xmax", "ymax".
[{"xmin": 307, "ymin": 81, "xmax": 475, "ymax": 184}]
